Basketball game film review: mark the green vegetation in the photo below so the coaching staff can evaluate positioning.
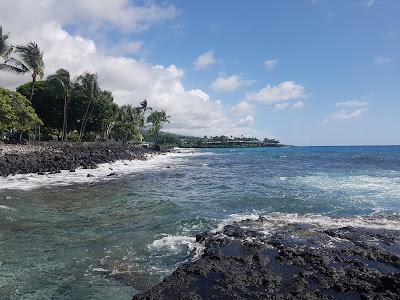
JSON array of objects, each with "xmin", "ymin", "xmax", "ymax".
[
  {"xmin": 0, "ymin": 24, "xmax": 281, "ymax": 148},
  {"xmin": 146, "ymin": 111, "xmax": 170, "ymax": 144},
  {"xmin": 0, "ymin": 25, "xmax": 170, "ymax": 145},
  {"xmin": 0, "ymin": 88, "xmax": 43, "ymax": 141},
  {"xmin": 0, "ymin": 25, "xmax": 13, "ymax": 59},
  {"xmin": 151, "ymin": 133, "xmax": 282, "ymax": 148}
]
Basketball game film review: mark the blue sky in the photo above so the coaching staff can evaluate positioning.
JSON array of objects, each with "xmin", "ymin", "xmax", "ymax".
[{"xmin": 1, "ymin": 0, "xmax": 399, "ymax": 145}]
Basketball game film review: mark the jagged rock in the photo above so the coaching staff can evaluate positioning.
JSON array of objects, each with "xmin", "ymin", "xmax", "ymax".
[
  {"xmin": 134, "ymin": 217, "xmax": 400, "ymax": 300},
  {"xmin": 0, "ymin": 142, "xmax": 163, "ymax": 177}
]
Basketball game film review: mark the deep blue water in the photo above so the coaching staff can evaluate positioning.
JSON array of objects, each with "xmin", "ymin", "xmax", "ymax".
[{"xmin": 0, "ymin": 146, "xmax": 399, "ymax": 299}]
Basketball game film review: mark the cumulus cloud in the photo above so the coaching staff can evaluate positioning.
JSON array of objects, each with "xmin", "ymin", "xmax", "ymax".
[
  {"xmin": 106, "ymin": 39, "xmax": 143, "ymax": 56},
  {"xmin": 0, "ymin": 0, "xmax": 178, "ymax": 34},
  {"xmin": 246, "ymin": 81, "xmax": 306, "ymax": 104},
  {"xmin": 292, "ymin": 101, "xmax": 305, "ymax": 109},
  {"xmin": 274, "ymin": 101, "xmax": 304, "ymax": 111},
  {"xmin": 264, "ymin": 59, "xmax": 278, "ymax": 69},
  {"xmin": 273, "ymin": 102, "xmax": 290, "ymax": 111},
  {"xmin": 0, "ymin": 0, "xmax": 257, "ymax": 137},
  {"xmin": 239, "ymin": 115, "xmax": 254, "ymax": 126},
  {"xmin": 193, "ymin": 50, "xmax": 216, "ymax": 70},
  {"xmin": 374, "ymin": 56, "xmax": 392, "ymax": 65},
  {"xmin": 231, "ymin": 101, "xmax": 256, "ymax": 116},
  {"xmin": 211, "ymin": 75, "xmax": 255, "ymax": 92}
]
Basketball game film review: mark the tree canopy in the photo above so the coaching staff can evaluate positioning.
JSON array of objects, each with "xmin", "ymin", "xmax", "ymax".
[{"xmin": 0, "ymin": 87, "xmax": 43, "ymax": 136}]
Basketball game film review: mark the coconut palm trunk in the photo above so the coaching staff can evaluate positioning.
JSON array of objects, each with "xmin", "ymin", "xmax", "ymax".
[
  {"xmin": 29, "ymin": 74, "xmax": 36, "ymax": 101},
  {"xmin": 62, "ymin": 93, "xmax": 68, "ymax": 141},
  {"xmin": 79, "ymin": 101, "xmax": 91, "ymax": 142}
]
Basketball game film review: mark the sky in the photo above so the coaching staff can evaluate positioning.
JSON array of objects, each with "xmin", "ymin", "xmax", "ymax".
[{"xmin": 0, "ymin": 0, "xmax": 399, "ymax": 145}]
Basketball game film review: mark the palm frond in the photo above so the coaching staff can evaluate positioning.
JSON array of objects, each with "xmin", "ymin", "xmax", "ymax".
[
  {"xmin": 0, "ymin": 25, "xmax": 13, "ymax": 58},
  {"xmin": 0, "ymin": 63, "xmax": 28, "ymax": 74},
  {"xmin": 14, "ymin": 42, "xmax": 44, "ymax": 76},
  {"xmin": 4, "ymin": 57, "xmax": 29, "ymax": 73}
]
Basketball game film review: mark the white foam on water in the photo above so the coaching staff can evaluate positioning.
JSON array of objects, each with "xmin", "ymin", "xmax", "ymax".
[
  {"xmin": 218, "ymin": 212, "xmax": 400, "ymax": 232},
  {"xmin": 148, "ymin": 234, "xmax": 205, "ymax": 259},
  {"xmin": 149, "ymin": 235, "xmax": 196, "ymax": 252},
  {"xmin": 0, "ymin": 150, "xmax": 208, "ymax": 191},
  {"xmin": 296, "ymin": 173, "xmax": 400, "ymax": 198},
  {"xmin": 0, "ymin": 205, "xmax": 15, "ymax": 211},
  {"xmin": 214, "ymin": 212, "xmax": 261, "ymax": 232}
]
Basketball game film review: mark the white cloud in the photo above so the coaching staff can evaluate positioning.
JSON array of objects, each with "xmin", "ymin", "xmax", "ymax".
[
  {"xmin": 374, "ymin": 56, "xmax": 392, "ymax": 65},
  {"xmin": 239, "ymin": 115, "xmax": 254, "ymax": 126},
  {"xmin": 264, "ymin": 59, "xmax": 278, "ymax": 69},
  {"xmin": 332, "ymin": 108, "xmax": 368, "ymax": 120},
  {"xmin": 312, "ymin": 0, "xmax": 318, "ymax": 4},
  {"xmin": 211, "ymin": 75, "xmax": 255, "ymax": 92},
  {"xmin": 325, "ymin": 100, "xmax": 368, "ymax": 122},
  {"xmin": 0, "ymin": 0, "xmax": 178, "ymax": 34},
  {"xmin": 274, "ymin": 103, "xmax": 290, "ymax": 111},
  {"xmin": 246, "ymin": 81, "xmax": 306, "ymax": 104},
  {"xmin": 231, "ymin": 101, "xmax": 256, "ymax": 116},
  {"xmin": 0, "ymin": 1, "xmax": 257, "ymax": 138},
  {"xmin": 384, "ymin": 31, "xmax": 396, "ymax": 40},
  {"xmin": 107, "ymin": 39, "xmax": 143, "ymax": 56},
  {"xmin": 366, "ymin": 0, "xmax": 375, "ymax": 7},
  {"xmin": 274, "ymin": 101, "xmax": 305, "ymax": 111},
  {"xmin": 335, "ymin": 100, "xmax": 368, "ymax": 108},
  {"xmin": 193, "ymin": 50, "xmax": 216, "ymax": 70},
  {"xmin": 292, "ymin": 101, "xmax": 305, "ymax": 109}
]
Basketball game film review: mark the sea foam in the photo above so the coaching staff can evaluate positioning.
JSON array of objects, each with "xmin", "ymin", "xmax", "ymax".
[
  {"xmin": 0, "ymin": 149, "xmax": 208, "ymax": 191},
  {"xmin": 219, "ymin": 212, "xmax": 400, "ymax": 232}
]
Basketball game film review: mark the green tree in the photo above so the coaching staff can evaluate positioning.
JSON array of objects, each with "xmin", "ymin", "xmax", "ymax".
[
  {"xmin": 2, "ymin": 42, "xmax": 45, "ymax": 101},
  {"xmin": 47, "ymin": 69, "xmax": 71, "ymax": 141},
  {"xmin": 0, "ymin": 87, "xmax": 43, "ymax": 140},
  {"xmin": 74, "ymin": 73, "xmax": 99, "ymax": 141},
  {"xmin": 147, "ymin": 111, "xmax": 170, "ymax": 145},
  {"xmin": 17, "ymin": 81, "xmax": 64, "ymax": 133},
  {"xmin": 138, "ymin": 99, "xmax": 152, "ymax": 127},
  {"xmin": 111, "ymin": 105, "xmax": 142, "ymax": 143}
]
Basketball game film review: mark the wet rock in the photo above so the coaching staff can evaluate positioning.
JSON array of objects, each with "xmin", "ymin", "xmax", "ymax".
[
  {"xmin": 0, "ymin": 142, "xmax": 163, "ymax": 177},
  {"xmin": 133, "ymin": 217, "xmax": 400, "ymax": 300}
]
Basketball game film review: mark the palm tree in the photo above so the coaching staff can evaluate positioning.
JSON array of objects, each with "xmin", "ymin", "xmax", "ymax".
[
  {"xmin": 0, "ymin": 25, "xmax": 13, "ymax": 59},
  {"xmin": 137, "ymin": 99, "xmax": 152, "ymax": 142},
  {"xmin": 47, "ymin": 69, "xmax": 71, "ymax": 142},
  {"xmin": 1, "ymin": 42, "xmax": 44, "ymax": 101},
  {"xmin": 76, "ymin": 73, "xmax": 99, "ymax": 142},
  {"xmin": 147, "ymin": 110, "xmax": 170, "ymax": 145}
]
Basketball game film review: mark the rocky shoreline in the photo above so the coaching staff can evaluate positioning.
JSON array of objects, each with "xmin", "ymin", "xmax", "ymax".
[
  {"xmin": 0, "ymin": 142, "xmax": 163, "ymax": 177},
  {"xmin": 134, "ymin": 216, "xmax": 400, "ymax": 300}
]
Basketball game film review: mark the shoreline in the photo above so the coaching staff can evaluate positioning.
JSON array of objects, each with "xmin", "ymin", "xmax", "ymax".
[
  {"xmin": 134, "ymin": 214, "xmax": 400, "ymax": 299},
  {"xmin": 0, "ymin": 142, "xmax": 166, "ymax": 178}
]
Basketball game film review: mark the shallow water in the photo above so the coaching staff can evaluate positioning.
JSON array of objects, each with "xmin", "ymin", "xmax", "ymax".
[{"xmin": 1, "ymin": 146, "xmax": 399, "ymax": 299}]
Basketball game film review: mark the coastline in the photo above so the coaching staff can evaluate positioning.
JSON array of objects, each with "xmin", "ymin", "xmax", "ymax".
[
  {"xmin": 0, "ymin": 142, "xmax": 165, "ymax": 177},
  {"xmin": 134, "ymin": 214, "xmax": 400, "ymax": 299}
]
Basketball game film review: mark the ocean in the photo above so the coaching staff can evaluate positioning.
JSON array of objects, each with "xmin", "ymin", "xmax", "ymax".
[{"xmin": 1, "ymin": 146, "xmax": 399, "ymax": 299}]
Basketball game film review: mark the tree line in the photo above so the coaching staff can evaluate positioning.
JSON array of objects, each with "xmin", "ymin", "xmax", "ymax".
[{"xmin": 0, "ymin": 25, "xmax": 169, "ymax": 144}]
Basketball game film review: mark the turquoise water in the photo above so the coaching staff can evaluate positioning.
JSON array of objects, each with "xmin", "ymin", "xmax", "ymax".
[{"xmin": 1, "ymin": 146, "xmax": 400, "ymax": 299}]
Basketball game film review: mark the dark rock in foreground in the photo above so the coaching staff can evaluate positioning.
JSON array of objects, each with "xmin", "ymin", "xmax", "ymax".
[
  {"xmin": 134, "ymin": 216, "xmax": 400, "ymax": 300},
  {"xmin": 0, "ymin": 142, "xmax": 163, "ymax": 177}
]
